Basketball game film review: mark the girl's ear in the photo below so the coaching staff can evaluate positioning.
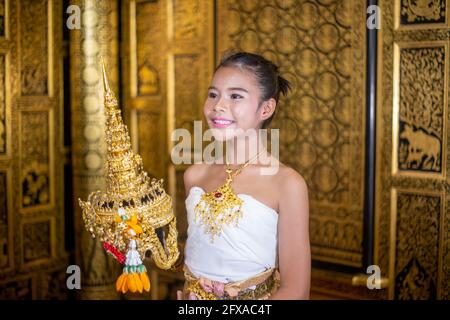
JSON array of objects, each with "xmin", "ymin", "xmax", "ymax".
[{"xmin": 259, "ymin": 98, "xmax": 277, "ymax": 121}]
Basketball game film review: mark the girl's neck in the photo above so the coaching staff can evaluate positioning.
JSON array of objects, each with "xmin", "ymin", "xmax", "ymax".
[{"xmin": 224, "ymin": 133, "xmax": 266, "ymax": 166}]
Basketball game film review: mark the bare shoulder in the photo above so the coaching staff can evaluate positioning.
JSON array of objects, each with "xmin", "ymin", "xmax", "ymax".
[
  {"xmin": 277, "ymin": 165, "xmax": 308, "ymax": 192},
  {"xmin": 183, "ymin": 163, "xmax": 209, "ymax": 194},
  {"xmin": 275, "ymin": 164, "xmax": 309, "ymax": 211}
]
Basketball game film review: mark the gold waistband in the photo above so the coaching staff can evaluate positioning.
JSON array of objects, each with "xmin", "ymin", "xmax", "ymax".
[{"xmin": 182, "ymin": 264, "xmax": 280, "ymax": 300}]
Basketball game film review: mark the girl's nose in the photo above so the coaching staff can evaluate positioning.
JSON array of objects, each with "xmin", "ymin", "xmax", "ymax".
[{"xmin": 213, "ymin": 99, "xmax": 226, "ymax": 112}]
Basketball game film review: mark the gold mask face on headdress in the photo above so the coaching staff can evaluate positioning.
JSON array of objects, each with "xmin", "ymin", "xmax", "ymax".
[{"xmin": 78, "ymin": 62, "xmax": 179, "ymax": 294}]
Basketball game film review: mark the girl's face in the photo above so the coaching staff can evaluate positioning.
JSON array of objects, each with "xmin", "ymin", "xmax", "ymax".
[{"xmin": 203, "ymin": 66, "xmax": 273, "ymax": 141}]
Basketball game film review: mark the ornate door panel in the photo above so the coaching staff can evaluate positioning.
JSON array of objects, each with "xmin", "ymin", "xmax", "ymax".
[
  {"xmin": 377, "ymin": 0, "xmax": 450, "ymax": 299},
  {"xmin": 217, "ymin": 0, "xmax": 368, "ymax": 268},
  {"xmin": 0, "ymin": 0, "xmax": 67, "ymax": 299},
  {"xmin": 122, "ymin": 0, "xmax": 215, "ymax": 299}
]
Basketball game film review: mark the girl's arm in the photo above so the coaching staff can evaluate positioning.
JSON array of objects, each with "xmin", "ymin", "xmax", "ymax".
[{"xmin": 269, "ymin": 168, "xmax": 311, "ymax": 300}]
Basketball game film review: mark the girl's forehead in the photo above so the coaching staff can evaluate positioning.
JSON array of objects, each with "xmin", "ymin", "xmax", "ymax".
[{"xmin": 211, "ymin": 66, "xmax": 258, "ymax": 90}]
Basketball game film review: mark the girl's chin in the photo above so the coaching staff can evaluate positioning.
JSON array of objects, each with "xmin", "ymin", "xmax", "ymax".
[
  {"xmin": 209, "ymin": 128, "xmax": 259, "ymax": 142},
  {"xmin": 209, "ymin": 128, "xmax": 238, "ymax": 142}
]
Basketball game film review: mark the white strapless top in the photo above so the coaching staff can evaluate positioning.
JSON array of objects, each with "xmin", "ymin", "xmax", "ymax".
[{"xmin": 184, "ymin": 186, "xmax": 279, "ymax": 283}]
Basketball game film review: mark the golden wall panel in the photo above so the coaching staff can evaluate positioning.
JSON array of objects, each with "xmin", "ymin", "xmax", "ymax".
[
  {"xmin": 378, "ymin": 0, "xmax": 450, "ymax": 299},
  {"xmin": 217, "ymin": 0, "xmax": 367, "ymax": 267},
  {"xmin": 0, "ymin": 275, "xmax": 35, "ymax": 299},
  {"xmin": 0, "ymin": 0, "xmax": 19, "ymax": 289},
  {"xmin": 0, "ymin": 169, "xmax": 12, "ymax": 271},
  {"xmin": 0, "ymin": 53, "xmax": 6, "ymax": 155},
  {"xmin": 389, "ymin": 189, "xmax": 443, "ymax": 299},
  {"xmin": 444, "ymin": 196, "xmax": 450, "ymax": 298},
  {"xmin": 0, "ymin": 0, "xmax": 5, "ymax": 37},
  {"xmin": 393, "ymin": 42, "xmax": 447, "ymax": 177},
  {"xmin": 19, "ymin": 0, "xmax": 50, "ymax": 96},
  {"xmin": 40, "ymin": 266, "xmax": 70, "ymax": 299},
  {"xmin": 377, "ymin": 0, "xmax": 395, "ymax": 280},
  {"xmin": 173, "ymin": 0, "xmax": 201, "ymax": 40},
  {"xmin": 396, "ymin": 0, "xmax": 449, "ymax": 30},
  {"xmin": 127, "ymin": 0, "xmax": 168, "ymax": 184},
  {"xmin": 0, "ymin": 0, "xmax": 67, "ymax": 299},
  {"xmin": 0, "ymin": 1, "xmax": 12, "ymax": 160},
  {"xmin": 174, "ymin": 54, "xmax": 202, "ymax": 143},
  {"xmin": 19, "ymin": 110, "xmax": 52, "ymax": 211},
  {"xmin": 136, "ymin": 110, "xmax": 164, "ymax": 178},
  {"xmin": 21, "ymin": 217, "xmax": 53, "ymax": 266},
  {"xmin": 0, "ymin": 170, "xmax": 7, "ymax": 267},
  {"xmin": 172, "ymin": 0, "xmax": 213, "ymax": 50},
  {"xmin": 136, "ymin": 1, "xmax": 163, "ymax": 97}
]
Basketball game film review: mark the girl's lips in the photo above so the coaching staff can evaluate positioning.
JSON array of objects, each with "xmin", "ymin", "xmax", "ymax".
[{"xmin": 211, "ymin": 118, "xmax": 235, "ymax": 128}]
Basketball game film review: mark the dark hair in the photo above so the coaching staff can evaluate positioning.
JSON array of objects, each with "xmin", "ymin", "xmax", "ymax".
[{"xmin": 215, "ymin": 51, "xmax": 292, "ymax": 128}]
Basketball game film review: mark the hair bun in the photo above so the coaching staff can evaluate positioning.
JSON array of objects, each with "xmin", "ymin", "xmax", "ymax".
[{"xmin": 278, "ymin": 75, "xmax": 292, "ymax": 97}]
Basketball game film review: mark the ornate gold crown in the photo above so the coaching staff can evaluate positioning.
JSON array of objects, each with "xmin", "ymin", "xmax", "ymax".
[{"xmin": 78, "ymin": 62, "xmax": 179, "ymax": 294}]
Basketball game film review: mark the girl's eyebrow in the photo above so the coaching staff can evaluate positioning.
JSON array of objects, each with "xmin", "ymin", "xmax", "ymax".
[
  {"xmin": 208, "ymin": 86, "xmax": 249, "ymax": 93},
  {"xmin": 228, "ymin": 87, "xmax": 249, "ymax": 93}
]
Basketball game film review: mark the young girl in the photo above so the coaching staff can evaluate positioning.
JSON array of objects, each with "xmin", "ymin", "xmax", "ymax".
[{"xmin": 176, "ymin": 52, "xmax": 310, "ymax": 300}]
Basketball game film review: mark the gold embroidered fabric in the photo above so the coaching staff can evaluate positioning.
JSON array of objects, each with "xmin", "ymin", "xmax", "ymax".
[{"xmin": 182, "ymin": 264, "xmax": 280, "ymax": 300}]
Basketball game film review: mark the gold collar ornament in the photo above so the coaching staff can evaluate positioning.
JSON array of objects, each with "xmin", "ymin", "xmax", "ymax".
[
  {"xmin": 78, "ymin": 62, "xmax": 179, "ymax": 294},
  {"xmin": 194, "ymin": 150, "xmax": 263, "ymax": 242}
]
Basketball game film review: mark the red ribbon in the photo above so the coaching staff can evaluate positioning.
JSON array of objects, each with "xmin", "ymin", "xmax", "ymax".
[{"xmin": 103, "ymin": 242, "xmax": 126, "ymax": 264}]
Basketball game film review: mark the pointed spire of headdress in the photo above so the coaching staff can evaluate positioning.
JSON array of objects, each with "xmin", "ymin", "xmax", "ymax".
[{"xmin": 101, "ymin": 57, "xmax": 110, "ymax": 93}]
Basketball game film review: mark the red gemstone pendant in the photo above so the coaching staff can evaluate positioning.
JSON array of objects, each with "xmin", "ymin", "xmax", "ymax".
[{"xmin": 214, "ymin": 192, "xmax": 222, "ymax": 199}]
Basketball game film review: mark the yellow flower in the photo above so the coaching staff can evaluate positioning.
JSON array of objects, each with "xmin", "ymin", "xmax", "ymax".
[
  {"xmin": 126, "ymin": 214, "xmax": 143, "ymax": 236},
  {"xmin": 115, "ymin": 271, "xmax": 151, "ymax": 293}
]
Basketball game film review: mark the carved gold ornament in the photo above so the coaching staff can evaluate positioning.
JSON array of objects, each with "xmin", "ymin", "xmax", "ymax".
[
  {"xmin": 194, "ymin": 150, "xmax": 263, "ymax": 242},
  {"xmin": 401, "ymin": 0, "xmax": 444, "ymax": 23}
]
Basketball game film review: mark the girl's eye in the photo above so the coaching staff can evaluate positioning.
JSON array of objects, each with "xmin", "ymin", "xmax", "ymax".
[
  {"xmin": 231, "ymin": 94, "xmax": 243, "ymax": 99},
  {"xmin": 208, "ymin": 92, "xmax": 217, "ymax": 98}
]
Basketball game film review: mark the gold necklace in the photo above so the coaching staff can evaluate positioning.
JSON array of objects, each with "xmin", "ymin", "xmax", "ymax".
[{"xmin": 194, "ymin": 150, "xmax": 264, "ymax": 242}]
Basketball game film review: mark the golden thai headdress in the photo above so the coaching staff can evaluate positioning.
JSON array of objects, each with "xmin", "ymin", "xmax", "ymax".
[{"xmin": 79, "ymin": 62, "xmax": 179, "ymax": 294}]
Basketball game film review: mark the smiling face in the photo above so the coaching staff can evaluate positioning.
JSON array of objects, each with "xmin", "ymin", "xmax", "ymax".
[{"xmin": 203, "ymin": 66, "xmax": 275, "ymax": 141}]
